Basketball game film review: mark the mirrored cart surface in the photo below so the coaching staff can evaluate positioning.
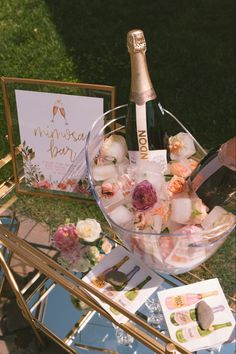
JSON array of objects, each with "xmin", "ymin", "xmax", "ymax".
[{"xmin": 0, "ymin": 208, "xmax": 235, "ymax": 354}]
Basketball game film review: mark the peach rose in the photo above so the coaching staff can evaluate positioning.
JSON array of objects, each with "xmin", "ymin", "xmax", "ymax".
[{"xmin": 168, "ymin": 176, "xmax": 186, "ymax": 195}]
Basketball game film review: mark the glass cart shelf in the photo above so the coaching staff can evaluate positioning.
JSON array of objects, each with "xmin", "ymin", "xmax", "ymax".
[{"xmin": 0, "ymin": 216, "xmax": 235, "ymax": 354}]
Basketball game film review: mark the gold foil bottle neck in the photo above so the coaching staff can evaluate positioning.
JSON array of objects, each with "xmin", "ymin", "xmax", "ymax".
[
  {"xmin": 127, "ymin": 29, "xmax": 157, "ymax": 104},
  {"xmin": 127, "ymin": 29, "xmax": 147, "ymax": 53}
]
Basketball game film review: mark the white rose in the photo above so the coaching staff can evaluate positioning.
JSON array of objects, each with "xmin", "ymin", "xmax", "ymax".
[
  {"xmin": 73, "ymin": 258, "xmax": 91, "ymax": 273},
  {"xmin": 169, "ymin": 132, "xmax": 196, "ymax": 160},
  {"xmin": 87, "ymin": 246, "xmax": 100, "ymax": 262},
  {"xmin": 76, "ymin": 218, "xmax": 102, "ymax": 242},
  {"xmin": 100, "ymin": 135, "xmax": 128, "ymax": 163}
]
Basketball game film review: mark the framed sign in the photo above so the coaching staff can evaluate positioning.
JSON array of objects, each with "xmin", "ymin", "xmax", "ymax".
[{"xmin": 1, "ymin": 77, "xmax": 115, "ymax": 202}]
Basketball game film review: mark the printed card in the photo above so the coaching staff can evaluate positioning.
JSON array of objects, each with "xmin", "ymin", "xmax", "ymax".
[
  {"xmin": 15, "ymin": 90, "xmax": 103, "ymax": 193},
  {"xmin": 82, "ymin": 246, "xmax": 163, "ymax": 323},
  {"xmin": 158, "ymin": 278, "xmax": 235, "ymax": 352}
]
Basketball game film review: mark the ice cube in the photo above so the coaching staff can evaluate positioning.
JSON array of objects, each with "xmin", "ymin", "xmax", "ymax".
[
  {"xmin": 108, "ymin": 205, "xmax": 133, "ymax": 226},
  {"xmin": 93, "ymin": 164, "xmax": 118, "ymax": 181},
  {"xmin": 153, "ymin": 215, "xmax": 163, "ymax": 233},
  {"xmin": 167, "ymin": 219, "xmax": 184, "ymax": 233},
  {"xmin": 116, "ymin": 157, "xmax": 130, "ymax": 175},
  {"xmin": 170, "ymin": 197, "xmax": 192, "ymax": 224},
  {"xmin": 202, "ymin": 206, "xmax": 235, "ymax": 230}
]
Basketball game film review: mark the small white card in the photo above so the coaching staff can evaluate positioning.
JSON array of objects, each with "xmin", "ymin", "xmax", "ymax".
[
  {"xmin": 158, "ymin": 278, "xmax": 235, "ymax": 352},
  {"xmin": 82, "ymin": 246, "xmax": 163, "ymax": 323}
]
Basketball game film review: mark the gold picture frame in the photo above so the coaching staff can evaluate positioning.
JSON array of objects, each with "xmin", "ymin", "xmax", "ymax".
[{"xmin": 1, "ymin": 77, "xmax": 116, "ymax": 202}]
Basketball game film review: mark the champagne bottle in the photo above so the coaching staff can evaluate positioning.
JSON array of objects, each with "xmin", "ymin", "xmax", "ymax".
[
  {"xmin": 118, "ymin": 276, "xmax": 152, "ymax": 306},
  {"xmin": 176, "ymin": 321, "xmax": 232, "ymax": 343},
  {"xmin": 126, "ymin": 29, "xmax": 168, "ymax": 172},
  {"xmin": 91, "ymin": 256, "xmax": 129, "ymax": 288},
  {"xmin": 170, "ymin": 304, "xmax": 225, "ymax": 326},
  {"xmin": 112, "ymin": 265, "xmax": 140, "ymax": 291},
  {"xmin": 189, "ymin": 136, "xmax": 236, "ymax": 210},
  {"xmin": 165, "ymin": 290, "xmax": 218, "ymax": 310},
  {"xmin": 121, "ymin": 275, "xmax": 152, "ymax": 304},
  {"xmin": 109, "ymin": 275, "xmax": 152, "ymax": 315}
]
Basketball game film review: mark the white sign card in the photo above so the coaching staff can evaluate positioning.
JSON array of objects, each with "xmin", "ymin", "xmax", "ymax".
[
  {"xmin": 82, "ymin": 246, "xmax": 163, "ymax": 324},
  {"xmin": 15, "ymin": 90, "xmax": 103, "ymax": 193},
  {"xmin": 158, "ymin": 278, "xmax": 235, "ymax": 352}
]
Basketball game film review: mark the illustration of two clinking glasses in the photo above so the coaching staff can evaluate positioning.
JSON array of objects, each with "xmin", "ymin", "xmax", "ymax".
[{"xmin": 51, "ymin": 99, "xmax": 68, "ymax": 125}]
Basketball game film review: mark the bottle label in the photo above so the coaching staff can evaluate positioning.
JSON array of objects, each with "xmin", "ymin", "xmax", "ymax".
[
  {"xmin": 191, "ymin": 155, "xmax": 222, "ymax": 191},
  {"xmin": 129, "ymin": 103, "xmax": 167, "ymax": 172},
  {"xmin": 173, "ymin": 311, "xmax": 192, "ymax": 325},
  {"xmin": 128, "ymin": 150, "xmax": 167, "ymax": 173},
  {"xmin": 181, "ymin": 326, "xmax": 201, "ymax": 341},
  {"xmin": 135, "ymin": 103, "xmax": 149, "ymax": 160}
]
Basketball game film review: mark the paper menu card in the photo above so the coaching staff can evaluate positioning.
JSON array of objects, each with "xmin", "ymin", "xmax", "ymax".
[
  {"xmin": 82, "ymin": 246, "xmax": 163, "ymax": 323},
  {"xmin": 15, "ymin": 90, "xmax": 103, "ymax": 192},
  {"xmin": 158, "ymin": 278, "xmax": 235, "ymax": 352}
]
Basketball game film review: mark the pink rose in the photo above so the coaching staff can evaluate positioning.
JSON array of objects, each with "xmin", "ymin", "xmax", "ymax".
[
  {"xmin": 53, "ymin": 224, "xmax": 78, "ymax": 252},
  {"xmin": 101, "ymin": 180, "xmax": 120, "ymax": 199},
  {"xmin": 98, "ymin": 254, "xmax": 105, "ymax": 262},
  {"xmin": 57, "ymin": 182, "xmax": 67, "ymax": 190},
  {"xmin": 132, "ymin": 180, "xmax": 157, "ymax": 211},
  {"xmin": 34, "ymin": 180, "xmax": 52, "ymax": 189}
]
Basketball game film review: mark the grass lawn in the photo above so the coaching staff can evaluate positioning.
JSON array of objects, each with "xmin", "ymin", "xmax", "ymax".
[{"xmin": 0, "ymin": 0, "xmax": 235, "ymax": 297}]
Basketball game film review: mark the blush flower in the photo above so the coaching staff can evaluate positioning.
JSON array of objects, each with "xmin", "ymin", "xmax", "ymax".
[
  {"xmin": 132, "ymin": 180, "xmax": 157, "ymax": 211},
  {"xmin": 101, "ymin": 238, "xmax": 113, "ymax": 254},
  {"xmin": 52, "ymin": 224, "xmax": 78, "ymax": 252},
  {"xmin": 101, "ymin": 178, "xmax": 120, "ymax": 199},
  {"xmin": 34, "ymin": 180, "xmax": 52, "ymax": 189}
]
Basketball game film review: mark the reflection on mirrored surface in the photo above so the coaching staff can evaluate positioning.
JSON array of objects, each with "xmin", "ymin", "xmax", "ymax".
[
  {"xmin": 25, "ymin": 269, "xmax": 235, "ymax": 354},
  {"xmin": 0, "ymin": 217, "xmax": 235, "ymax": 354}
]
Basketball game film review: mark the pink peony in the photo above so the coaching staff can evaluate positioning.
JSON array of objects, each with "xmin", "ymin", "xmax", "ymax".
[
  {"xmin": 53, "ymin": 224, "xmax": 78, "ymax": 252},
  {"xmin": 132, "ymin": 180, "xmax": 157, "ymax": 211}
]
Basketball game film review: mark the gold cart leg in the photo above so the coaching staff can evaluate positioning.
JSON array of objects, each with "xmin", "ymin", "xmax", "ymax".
[{"xmin": 0, "ymin": 252, "xmax": 45, "ymax": 347}]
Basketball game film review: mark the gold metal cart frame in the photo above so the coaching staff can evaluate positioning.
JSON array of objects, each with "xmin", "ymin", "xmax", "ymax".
[
  {"xmin": 1, "ymin": 76, "xmax": 116, "ymax": 201},
  {"xmin": 0, "ymin": 223, "xmax": 191, "ymax": 354}
]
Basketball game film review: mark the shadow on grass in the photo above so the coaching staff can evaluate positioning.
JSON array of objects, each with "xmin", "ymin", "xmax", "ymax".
[{"xmin": 44, "ymin": 0, "xmax": 235, "ymax": 147}]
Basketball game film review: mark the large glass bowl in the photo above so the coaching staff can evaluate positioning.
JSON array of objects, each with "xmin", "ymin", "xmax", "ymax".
[{"xmin": 85, "ymin": 104, "xmax": 235, "ymax": 275}]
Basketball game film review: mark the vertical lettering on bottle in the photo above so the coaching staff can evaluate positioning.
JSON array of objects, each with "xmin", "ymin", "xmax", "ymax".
[
  {"xmin": 138, "ymin": 130, "xmax": 148, "ymax": 159},
  {"xmin": 136, "ymin": 104, "xmax": 149, "ymax": 160}
]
